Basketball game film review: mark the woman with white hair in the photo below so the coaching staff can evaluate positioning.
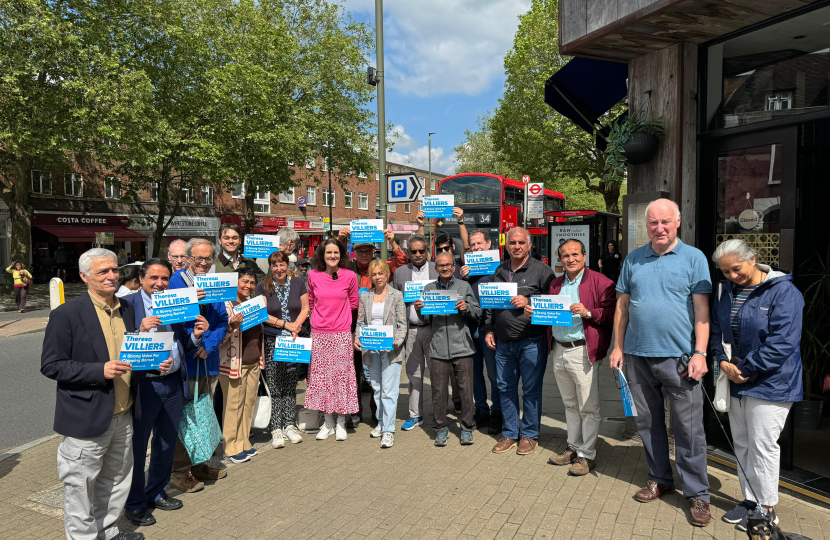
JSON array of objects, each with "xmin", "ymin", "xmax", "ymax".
[{"xmin": 710, "ymin": 239, "xmax": 804, "ymax": 532}]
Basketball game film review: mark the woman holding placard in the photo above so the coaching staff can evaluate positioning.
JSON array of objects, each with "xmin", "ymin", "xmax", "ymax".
[
  {"xmin": 354, "ymin": 260, "xmax": 407, "ymax": 449},
  {"xmin": 305, "ymin": 238, "xmax": 360, "ymax": 441},
  {"xmin": 218, "ymin": 267, "xmax": 264, "ymax": 464},
  {"xmin": 256, "ymin": 251, "xmax": 309, "ymax": 449}
]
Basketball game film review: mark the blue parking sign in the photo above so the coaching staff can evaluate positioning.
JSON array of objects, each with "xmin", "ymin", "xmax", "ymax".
[{"xmin": 392, "ymin": 179, "xmax": 407, "ymax": 198}]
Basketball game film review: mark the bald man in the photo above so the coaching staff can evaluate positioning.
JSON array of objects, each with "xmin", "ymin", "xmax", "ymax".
[{"xmin": 168, "ymin": 239, "xmax": 189, "ymax": 272}]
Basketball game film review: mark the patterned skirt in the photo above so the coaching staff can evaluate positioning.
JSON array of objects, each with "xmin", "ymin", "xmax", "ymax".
[{"xmin": 304, "ymin": 331, "xmax": 359, "ymax": 414}]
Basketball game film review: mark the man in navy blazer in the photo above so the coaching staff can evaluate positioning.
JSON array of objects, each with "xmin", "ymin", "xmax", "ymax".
[{"xmin": 121, "ymin": 259, "xmax": 209, "ymax": 527}]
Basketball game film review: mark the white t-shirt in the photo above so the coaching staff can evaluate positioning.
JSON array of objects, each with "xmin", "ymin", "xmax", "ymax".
[
  {"xmin": 371, "ymin": 301, "xmax": 384, "ymax": 326},
  {"xmin": 409, "ymin": 263, "xmax": 430, "ymax": 324}
]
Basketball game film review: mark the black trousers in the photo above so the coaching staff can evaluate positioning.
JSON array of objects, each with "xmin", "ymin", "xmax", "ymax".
[{"xmin": 430, "ymin": 356, "xmax": 475, "ymax": 433}]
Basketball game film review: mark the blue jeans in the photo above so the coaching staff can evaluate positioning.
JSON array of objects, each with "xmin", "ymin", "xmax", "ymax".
[
  {"xmin": 473, "ymin": 327, "xmax": 500, "ymax": 414},
  {"xmin": 495, "ymin": 335, "xmax": 548, "ymax": 440},
  {"xmin": 368, "ymin": 352, "xmax": 402, "ymax": 433}
]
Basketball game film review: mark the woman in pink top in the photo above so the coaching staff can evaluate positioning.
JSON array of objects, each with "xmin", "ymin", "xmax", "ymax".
[{"xmin": 305, "ymin": 238, "xmax": 360, "ymax": 441}]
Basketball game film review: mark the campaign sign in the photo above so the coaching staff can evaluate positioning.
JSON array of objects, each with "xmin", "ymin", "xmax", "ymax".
[
  {"xmin": 618, "ymin": 369, "xmax": 638, "ymax": 417},
  {"xmin": 350, "ymin": 219, "xmax": 385, "ymax": 243},
  {"xmin": 153, "ymin": 288, "xmax": 200, "ymax": 325},
  {"xmin": 243, "ymin": 234, "xmax": 280, "ymax": 258},
  {"xmin": 359, "ymin": 325, "xmax": 394, "ymax": 351},
  {"xmin": 464, "ymin": 250, "xmax": 501, "ymax": 276},
  {"xmin": 119, "ymin": 332, "xmax": 174, "ymax": 371},
  {"xmin": 421, "ymin": 289, "xmax": 459, "ymax": 315},
  {"xmin": 272, "ymin": 336, "xmax": 312, "ymax": 363},
  {"xmin": 194, "ymin": 273, "xmax": 238, "ymax": 304},
  {"xmin": 422, "ymin": 195, "xmax": 455, "ymax": 219},
  {"xmin": 403, "ymin": 280, "xmax": 434, "ymax": 302},
  {"xmin": 478, "ymin": 282, "xmax": 517, "ymax": 309},
  {"xmin": 233, "ymin": 295, "xmax": 269, "ymax": 331},
  {"xmin": 530, "ymin": 295, "xmax": 573, "ymax": 326}
]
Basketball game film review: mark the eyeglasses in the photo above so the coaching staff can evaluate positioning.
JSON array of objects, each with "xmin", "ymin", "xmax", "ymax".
[
  {"xmin": 409, "ymin": 249, "xmax": 426, "ymax": 255},
  {"xmin": 436, "ymin": 246, "xmax": 452, "ymax": 253},
  {"xmin": 169, "ymin": 255, "xmax": 188, "ymax": 261},
  {"xmin": 192, "ymin": 256, "xmax": 212, "ymax": 264},
  {"xmin": 436, "ymin": 264, "xmax": 455, "ymax": 269}
]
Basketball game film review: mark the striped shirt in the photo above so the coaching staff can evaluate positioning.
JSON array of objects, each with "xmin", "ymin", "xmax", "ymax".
[{"xmin": 731, "ymin": 284, "xmax": 759, "ymax": 344}]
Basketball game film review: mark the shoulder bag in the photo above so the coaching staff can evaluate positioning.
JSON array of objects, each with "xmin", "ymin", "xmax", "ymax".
[
  {"xmin": 178, "ymin": 357, "xmax": 223, "ymax": 464},
  {"xmin": 713, "ymin": 282, "xmax": 732, "ymax": 413}
]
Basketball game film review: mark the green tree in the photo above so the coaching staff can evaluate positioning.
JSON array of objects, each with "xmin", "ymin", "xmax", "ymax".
[
  {"xmin": 490, "ymin": 0, "xmax": 624, "ymax": 213},
  {"xmin": 454, "ymin": 112, "xmax": 518, "ymax": 179}
]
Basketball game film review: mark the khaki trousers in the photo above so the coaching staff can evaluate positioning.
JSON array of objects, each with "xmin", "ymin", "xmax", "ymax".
[
  {"xmin": 219, "ymin": 364, "xmax": 261, "ymax": 456},
  {"xmin": 551, "ymin": 342, "xmax": 601, "ymax": 460},
  {"xmin": 172, "ymin": 374, "xmax": 219, "ymax": 476}
]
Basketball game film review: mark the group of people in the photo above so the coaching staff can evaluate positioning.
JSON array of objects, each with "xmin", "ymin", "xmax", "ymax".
[{"xmin": 40, "ymin": 198, "xmax": 804, "ymax": 539}]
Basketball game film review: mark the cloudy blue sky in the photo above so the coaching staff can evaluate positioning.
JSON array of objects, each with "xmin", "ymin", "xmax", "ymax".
[{"xmin": 342, "ymin": 0, "xmax": 531, "ymax": 175}]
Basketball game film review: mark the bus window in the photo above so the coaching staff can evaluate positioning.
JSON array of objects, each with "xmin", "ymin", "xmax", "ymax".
[
  {"xmin": 504, "ymin": 186, "xmax": 522, "ymax": 207},
  {"xmin": 439, "ymin": 175, "xmax": 501, "ymax": 204}
]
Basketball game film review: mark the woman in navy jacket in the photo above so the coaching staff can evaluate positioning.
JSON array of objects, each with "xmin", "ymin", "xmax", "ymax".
[{"xmin": 709, "ymin": 239, "xmax": 803, "ymax": 532}]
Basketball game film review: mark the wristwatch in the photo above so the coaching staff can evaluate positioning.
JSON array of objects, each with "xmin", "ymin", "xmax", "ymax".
[
  {"xmin": 693, "ymin": 350, "xmax": 707, "ymax": 358},
  {"xmin": 585, "ymin": 311, "xmax": 592, "ymax": 319}
]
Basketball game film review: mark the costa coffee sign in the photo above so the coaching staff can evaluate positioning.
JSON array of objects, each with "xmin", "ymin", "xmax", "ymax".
[{"xmin": 33, "ymin": 214, "xmax": 129, "ymax": 227}]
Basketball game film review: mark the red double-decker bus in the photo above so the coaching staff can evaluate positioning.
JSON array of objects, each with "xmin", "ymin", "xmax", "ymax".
[{"xmin": 435, "ymin": 173, "xmax": 565, "ymax": 264}]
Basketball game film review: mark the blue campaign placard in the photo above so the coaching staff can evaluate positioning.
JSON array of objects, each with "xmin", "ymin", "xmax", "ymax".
[
  {"xmin": 350, "ymin": 219, "xmax": 385, "ymax": 243},
  {"xmin": 119, "ymin": 332, "xmax": 174, "ymax": 371},
  {"xmin": 464, "ymin": 250, "xmax": 501, "ymax": 276},
  {"xmin": 422, "ymin": 195, "xmax": 455, "ymax": 219},
  {"xmin": 530, "ymin": 295, "xmax": 573, "ymax": 326},
  {"xmin": 478, "ymin": 282, "xmax": 517, "ymax": 309},
  {"xmin": 359, "ymin": 325, "xmax": 394, "ymax": 351},
  {"xmin": 243, "ymin": 234, "xmax": 280, "ymax": 258},
  {"xmin": 194, "ymin": 273, "xmax": 238, "ymax": 304},
  {"xmin": 420, "ymin": 290, "xmax": 458, "ymax": 315},
  {"xmin": 403, "ymin": 280, "xmax": 434, "ymax": 303},
  {"xmin": 153, "ymin": 288, "xmax": 200, "ymax": 325},
  {"xmin": 233, "ymin": 295, "xmax": 269, "ymax": 331},
  {"xmin": 272, "ymin": 336, "xmax": 312, "ymax": 363}
]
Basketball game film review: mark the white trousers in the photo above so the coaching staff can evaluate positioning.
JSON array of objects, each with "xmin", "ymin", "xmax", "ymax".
[
  {"xmin": 551, "ymin": 342, "xmax": 601, "ymax": 460},
  {"xmin": 57, "ymin": 413, "xmax": 134, "ymax": 540},
  {"xmin": 728, "ymin": 395, "xmax": 792, "ymax": 506}
]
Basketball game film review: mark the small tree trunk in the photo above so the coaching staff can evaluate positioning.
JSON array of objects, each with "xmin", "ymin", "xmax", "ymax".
[
  {"xmin": 604, "ymin": 182, "xmax": 621, "ymax": 214},
  {"xmin": 3, "ymin": 161, "xmax": 33, "ymax": 293},
  {"xmin": 244, "ymin": 177, "xmax": 256, "ymax": 233}
]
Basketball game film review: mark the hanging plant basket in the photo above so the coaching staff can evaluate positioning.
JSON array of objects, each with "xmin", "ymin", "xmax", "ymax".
[
  {"xmin": 602, "ymin": 91, "xmax": 665, "ymax": 185},
  {"xmin": 621, "ymin": 132, "xmax": 660, "ymax": 165}
]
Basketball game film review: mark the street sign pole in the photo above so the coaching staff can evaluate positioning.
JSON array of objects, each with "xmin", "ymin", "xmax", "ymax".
[
  {"xmin": 522, "ymin": 175, "xmax": 529, "ymax": 230},
  {"xmin": 375, "ymin": 0, "xmax": 388, "ymax": 259}
]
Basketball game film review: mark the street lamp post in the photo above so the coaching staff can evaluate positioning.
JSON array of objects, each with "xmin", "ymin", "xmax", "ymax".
[
  {"xmin": 328, "ymin": 154, "xmax": 333, "ymax": 237},
  {"xmin": 428, "ymin": 132, "xmax": 435, "ymax": 247},
  {"xmin": 375, "ymin": 0, "xmax": 388, "ymax": 259}
]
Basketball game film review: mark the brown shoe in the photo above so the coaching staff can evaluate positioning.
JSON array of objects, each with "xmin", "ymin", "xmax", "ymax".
[
  {"xmin": 633, "ymin": 480, "xmax": 675, "ymax": 502},
  {"xmin": 492, "ymin": 438, "xmax": 518, "ymax": 454},
  {"xmin": 569, "ymin": 457, "xmax": 595, "ymax": 476},
  {"xmin": 191, "ymin": 464, "xmax": 227, "ymax": 481},
  {"xmin": 168, "ymin": 473, "xmax": 204, "ymax": 493},
  {"xmin": 548, "ymin": 449, "xmax": 577, "ymax": 466},
  {"xmin": 688, "ymin": 498, "xmax": 712, "ymax": 527},
  {"xmin": 516, "ymin": 437, "xmax": 537, "ymax": 455}
]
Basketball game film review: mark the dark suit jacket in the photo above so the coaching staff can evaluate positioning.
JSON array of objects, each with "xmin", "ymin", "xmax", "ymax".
[
  {"xmin": 41, "ymin": 292, "xmax": 139, "ymax": 438},
  {"xmin": 121, "ymin": 291, "xmax": 195, "ymax": 402}
]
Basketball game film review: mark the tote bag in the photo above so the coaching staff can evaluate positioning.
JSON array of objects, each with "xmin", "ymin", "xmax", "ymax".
[
  {"xmin": 714, "ymin": 282, "xmax": 732, "ymax": 413},
  {"xmin": 251, "ymin": 379, "xmax": 272, "ymax": 430},
  {"xmin": 178, "ymin": 358, "xmax": 223, "ymax": 465}
]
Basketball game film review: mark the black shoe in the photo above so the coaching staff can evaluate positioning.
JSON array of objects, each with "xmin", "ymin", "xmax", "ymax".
[
  {"xmin": 453, "ymin": 400, "xmax": 462, "ymax": 413},
  {"xmin": 114, "ymin": 532, "xmax": 145, "ymax": 540},
  {"xmin": 488, "ymin": 411, "xmax": 503, "ymax": 435},
  {"xmin": 473, "ymin": 410, "xmax": 491, "ymax": 428},
  {"xmin": 346, "ymin": 414, "xmax": 361, "ymax": 429},
  {"xmin": 124, "ymin": 508, "xmax": 156, "ymax": 527},
  {"xmin": 147, "ymin": 497, "xmax": 183, "ymax": 511}
]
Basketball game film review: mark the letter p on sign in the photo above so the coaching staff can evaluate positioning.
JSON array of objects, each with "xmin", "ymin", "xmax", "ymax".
[{"xmin": 392, "ymin": 179, "xmax": 406, "ymax": 198}]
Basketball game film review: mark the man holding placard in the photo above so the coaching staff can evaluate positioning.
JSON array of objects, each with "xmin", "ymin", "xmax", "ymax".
[
  {"xmin": 483, "ymin": 227, "xmax": 553, "ymax": 456},
  {"xmin": 122, "ymin": 259, "xmax": 209, "ymax": 524},
  {"xmin": 214, "ymin": 223, "xmax": 266, "ymax": 281},
  {"xmin": 524, "ymin": 239, "xmax": 616, "ymax": 476},
  {"xmin": 168, "ymin": 239, "xmax": 230, "ymax": 490}
]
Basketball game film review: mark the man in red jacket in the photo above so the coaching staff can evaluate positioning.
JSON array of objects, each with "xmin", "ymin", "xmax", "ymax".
[{"xmin": 525, "ymin": 238, "xmax": 616, "ymax": 475}]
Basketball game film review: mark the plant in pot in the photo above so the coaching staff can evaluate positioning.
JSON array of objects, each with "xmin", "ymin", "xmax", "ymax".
[
  {"xmin": 794, "ymin": 250, "xmax": 830, "ymax": 431},
  {"xmin": 602, "ymin": 112, "xmax": 665, "ymax": 185}
]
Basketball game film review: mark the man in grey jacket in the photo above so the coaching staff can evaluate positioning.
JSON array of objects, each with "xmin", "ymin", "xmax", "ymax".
[{"xmin": 415, "ymin": 252, "xmax": 480, "ymax": 446}]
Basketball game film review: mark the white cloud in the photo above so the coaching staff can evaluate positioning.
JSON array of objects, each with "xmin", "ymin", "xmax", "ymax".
[
  {"xmin": 385, "ymin": 125, "xmax": 457, "ymax": 175},
  {"xmin": 343, "ymin": 0, "xmax": 530, "ymax": 97}
]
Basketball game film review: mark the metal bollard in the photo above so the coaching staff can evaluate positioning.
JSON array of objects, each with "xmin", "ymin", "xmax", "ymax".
[{"xmin": 49, "ymin": 277, "xmax": 65, "ymax": 311}]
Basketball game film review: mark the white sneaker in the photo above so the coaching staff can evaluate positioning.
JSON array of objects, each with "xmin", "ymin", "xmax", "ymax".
[
  {"xmin": 271, "ymin": 429, "xmax": 285, "ymax": 449},
  {"xmin": 381, "ymin": 432, "xmax": 394, "ymax": 449},
  {"xmin": 284, "ymin": 425, "xmax": 303, "ymax": 444},
  {"xmin": 370, "ymin": 425, "xmax": 382, "ymax": 438},
  {"xmin": 316, "ymin": 422, "xmax": 335, "ymax": 440},
  {"xmin": 335, "ymin": 422, "xmax": 347, "ymax": 441}
]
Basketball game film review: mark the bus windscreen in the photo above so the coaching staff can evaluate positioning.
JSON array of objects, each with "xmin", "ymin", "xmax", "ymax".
[{"xmin": 439, "ymin": 175, "xmax": 502, "ymax": 204}]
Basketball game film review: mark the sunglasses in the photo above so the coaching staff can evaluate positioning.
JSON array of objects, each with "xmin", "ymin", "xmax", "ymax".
[{"xmin": 436, "ymin": 246, "xmax": 452, "ymax": 253}]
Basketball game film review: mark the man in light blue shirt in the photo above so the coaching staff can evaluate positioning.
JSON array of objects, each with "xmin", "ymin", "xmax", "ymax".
[{"xmin": 609, "ymin": 199, "xmax": 713, "ymax": 527}]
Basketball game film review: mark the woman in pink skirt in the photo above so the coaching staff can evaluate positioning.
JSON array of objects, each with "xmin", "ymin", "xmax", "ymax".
[{"xmin": 305, "ymin": 237, "xmax": 360, "ymax": 441}]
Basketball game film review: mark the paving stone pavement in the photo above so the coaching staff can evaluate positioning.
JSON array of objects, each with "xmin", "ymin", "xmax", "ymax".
[{"xmin": 3, "ymin": 363, "xmax": 830, "ymax": 539}]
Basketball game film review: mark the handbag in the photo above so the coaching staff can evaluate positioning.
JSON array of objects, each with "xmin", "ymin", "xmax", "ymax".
[
  {"xmin": 251, "ymin": 378, "xmax": 272, "ymax": 430},
  {"xmin": 297, "ymin": 408, "xmax": 322, "ymax": 433},
  {"xmin": 714, "ymin": 282, "xmax": 732, "ymax": 413},
  {"xmin": 178, "ymin": 358, "xmax": 223, "ymax": 465}
]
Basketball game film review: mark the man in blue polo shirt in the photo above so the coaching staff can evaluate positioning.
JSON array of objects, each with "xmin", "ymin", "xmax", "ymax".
[{"xmin": 609, "ymin": 198, "xmax": 712, "ymax": 527}]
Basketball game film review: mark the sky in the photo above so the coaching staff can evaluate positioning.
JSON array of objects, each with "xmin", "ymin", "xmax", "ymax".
[{"xmin": 341, "ymin": 0, "xmax": 532, "ymax": 176}]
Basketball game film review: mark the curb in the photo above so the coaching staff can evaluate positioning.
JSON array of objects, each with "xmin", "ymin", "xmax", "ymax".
[
  {"xmin": 0, "ymin": 434, "xmax": 60, "ymax": 463},
  {"xmin": 0, "ymin": 327, "xmax": 47, "ymax": 338}
]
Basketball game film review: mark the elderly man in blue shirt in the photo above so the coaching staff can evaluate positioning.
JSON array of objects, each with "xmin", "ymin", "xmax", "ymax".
[{"xmin": 609, "ymin": 199, "xmax": 713, "ymax": 527}]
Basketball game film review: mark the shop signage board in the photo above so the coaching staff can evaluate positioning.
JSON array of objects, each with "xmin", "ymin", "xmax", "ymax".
[
  {"xmin": 464, "ymin": 250, "xmax": 501, "ymax": 276},
  {"xmin": 420, "ymin": 289, "xmax": 459, "ymax": 315},
  {"xmin": 478, "ymin": 282, "xmax": 517, "ymax": 309},
  {"xmin": 194, "ymin": 273, "xmax": 238, "ymax": 303},
  {"xmin": 350, "ymin": 219, "xmax": 385, "ymax": 243},
  {"xmin": 358, "ymin": 325, "xmax": 394, "ymax": 351},
  {"xmin": 272, "ymin": 336, "xmax": 312, "ymax": 363},
  {"xmin": 404, "ymin": 280, "xmax": 434, "ymax": 302},
  {"xmin": 33, "ymin": 214, "xmax": 130, "ymax": 226},
  {"xmin": 152, "ymin": 288, "xmax": 200, "ymax": 324},
  {"xmin": 422, "ymin": 195, "xmax": 455, "ymax": 219},
  {"xmin": 233, "ymin": 296, "xmax": 269, "ymax": 331},
  {"xmin": 530, "ymin": 295, "xmax": 573, "ymax": 326},
  {"xmin": 243, "ymin": 234, "xmax": 280, "ymax": 258},
  {"xmin": 119, "ymin": 332, "xmax": 174, "ymax": 370}
]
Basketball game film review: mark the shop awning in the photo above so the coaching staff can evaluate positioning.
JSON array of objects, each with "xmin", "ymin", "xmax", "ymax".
[
  {"xmin": 544, "ymin": 57, "xmax": 628, "ymax": 134},
  {"xmin": 36, "ymin": 225, "xmax": 147, "ymax": 243}
]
